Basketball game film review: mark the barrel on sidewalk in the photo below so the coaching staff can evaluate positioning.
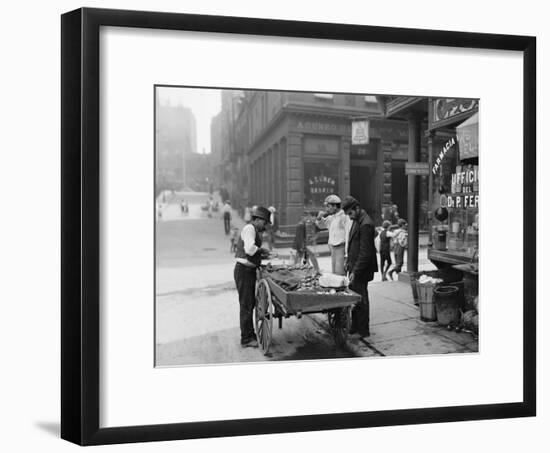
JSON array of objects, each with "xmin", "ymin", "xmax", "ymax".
[
  {"xmin": 409, "ymin": 269, "xmax": 464, "ymax": 324},
  {"xmin": 434, "ymin": 285, "xmax": 460, "ymax": 326},
  {"xmin": 409, "ymin": 268, "xmax": 462, "ymax": 303}
]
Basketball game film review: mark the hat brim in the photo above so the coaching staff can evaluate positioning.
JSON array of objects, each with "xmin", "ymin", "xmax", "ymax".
[{"xmin": 252, "ymin": 215, "xmax": 271, "ymax": 224}]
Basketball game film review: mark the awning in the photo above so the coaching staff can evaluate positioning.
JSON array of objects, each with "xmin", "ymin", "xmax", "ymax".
[{"xmin": 456, "ymin": 112, "xmax": 478, "ymax": 160}]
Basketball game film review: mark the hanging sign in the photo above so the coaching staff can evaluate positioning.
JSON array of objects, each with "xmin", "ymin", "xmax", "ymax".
[
  {"xmin": 405, "ymin": 162, "xmax": 430, "ymax": 175},
  {"xmin": 351, "ymin": 120, "xmax": 369, "ymax": 145},
  {"xmin": 430, "ymin": 98, "xmax": 478, "ymax": 129}
]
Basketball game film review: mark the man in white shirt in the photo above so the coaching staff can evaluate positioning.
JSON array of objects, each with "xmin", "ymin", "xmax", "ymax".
[
  {"xmin": 233, "ymin": 206, "xmax": 272, "ymax": 348},
  {"xmin": 316, "ymin": 194, "xmax": 349, "ymax": 275}
]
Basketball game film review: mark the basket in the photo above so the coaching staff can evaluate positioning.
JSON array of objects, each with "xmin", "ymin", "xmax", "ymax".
[
  {"xmin": 417, "ymin": 282, "xmax": 437, "ymax": 321},
  {"xmin": 409, "ymin": 268, "xmax": 463, "ymax": 304}
]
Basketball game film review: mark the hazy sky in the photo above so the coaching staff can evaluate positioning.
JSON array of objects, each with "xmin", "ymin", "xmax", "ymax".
[{"xmin": 156, "ymin": 87, "xmax": 221, "ymax": 154}]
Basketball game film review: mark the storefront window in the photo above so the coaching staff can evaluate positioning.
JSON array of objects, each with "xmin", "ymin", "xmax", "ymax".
[
  {"xmin": 445, "ymin": 163, "xmax": 479, "ymax": 253},
  {"xmin": 303, "ymin": 162, "xmax": 339, "ymax": 208},
  {"xmin": 431, "ymin": 125, "xmax": 479, "ymax": 257}
]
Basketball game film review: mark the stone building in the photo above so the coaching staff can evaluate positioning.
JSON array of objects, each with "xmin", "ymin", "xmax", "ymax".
[{"xmin": 219, "ymin": 90, "xmax": 426, "ymax": 230}]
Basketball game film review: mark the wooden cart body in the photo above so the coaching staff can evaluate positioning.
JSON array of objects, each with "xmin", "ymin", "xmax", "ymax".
[
  {"xmin": 264, "ymin": 275, "xmax": 360, "ymax": 316},
  {"xmin": 253, "ymin": 267, "xmax": 361, "ymax": 354}
]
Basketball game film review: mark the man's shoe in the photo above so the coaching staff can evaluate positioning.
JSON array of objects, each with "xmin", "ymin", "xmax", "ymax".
[{"xmin": 241, "ymin": 339, "xmax": 259, "ymax": 348}]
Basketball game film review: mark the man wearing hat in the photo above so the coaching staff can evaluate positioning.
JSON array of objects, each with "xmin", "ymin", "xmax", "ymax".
[
  {"xmin": 222, "ymin": 200, "xmax": 232, "ymax": 235},
  {"xmin": 233, "ymin": 206, "xmax": 272, "ymax": 348},
  {"xmin": 341, "ymin": 196, "xmax": 378, "ymax": 337},
  {"xmin": 316, "ymin": 194, "xmax": 349, "ymax": 275}
]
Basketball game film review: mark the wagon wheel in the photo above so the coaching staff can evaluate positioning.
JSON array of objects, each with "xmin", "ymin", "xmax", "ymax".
[
  {"xmin": 327, "ymin": 306, "xmax": 351, "ymax": 347},
  {"xmin": 254, "ymin": 279, "xmax": 274, "ymax": 355}
]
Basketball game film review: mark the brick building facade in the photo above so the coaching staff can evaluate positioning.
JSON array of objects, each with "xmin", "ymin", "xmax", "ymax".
[{"xmin": 213, "ymin": 90, "xmax": 429, "ymax": 231}]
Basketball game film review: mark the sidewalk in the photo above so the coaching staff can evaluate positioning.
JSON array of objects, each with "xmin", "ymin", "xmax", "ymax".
[{"xmin": 310, "ymin": 280, "xmax": 478, "ymax": 358}]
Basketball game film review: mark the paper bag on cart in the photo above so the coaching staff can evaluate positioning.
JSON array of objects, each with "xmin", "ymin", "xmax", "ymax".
[{"xmin": 318, "ymin": 273, "xmax": 349, "ymax": 288}]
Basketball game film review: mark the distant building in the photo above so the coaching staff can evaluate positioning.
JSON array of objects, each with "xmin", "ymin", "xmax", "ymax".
[
  {"xmin": 185, "ymin": 152, "xmax": 214, "ymax": 192},
  {"xmin": 210, "ymin": 111, "xmax": 223, "ymax": 187},
  {"xmin": 155, "ymin": 99, "xmax": 197, "ymax": 192}
]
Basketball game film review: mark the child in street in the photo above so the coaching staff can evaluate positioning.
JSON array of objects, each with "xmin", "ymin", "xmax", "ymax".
[{"xmin": 229, "ymin": 225, "xmax": 239, "ymax": 253}]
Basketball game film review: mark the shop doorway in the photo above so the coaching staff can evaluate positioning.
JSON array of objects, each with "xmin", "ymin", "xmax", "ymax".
[
  {"xmin": 350, "ymin": 163, "xmax": 377, "ymax": 219},
  {"xmin": 391, "ymin": 160, "xmax": 408, "ymax": 220}
]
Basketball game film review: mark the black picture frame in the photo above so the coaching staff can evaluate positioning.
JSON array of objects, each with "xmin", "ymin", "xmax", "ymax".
[{"xmin": 61, "ymin": 7, "xmax": 536, "ymax": 446}]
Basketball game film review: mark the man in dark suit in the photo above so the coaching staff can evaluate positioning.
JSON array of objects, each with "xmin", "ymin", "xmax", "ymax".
[{"xmin": 342, "ymin": 196, "xmax": 378, "ymax": 337}]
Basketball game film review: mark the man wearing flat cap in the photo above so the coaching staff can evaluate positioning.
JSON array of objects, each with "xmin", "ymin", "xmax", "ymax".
[
  {"xmin": 233, "ymin": 206, "xmax": 272, "ymax": 348},
  {"xmin": 316, "ymin": 194, "xmax": 349, "ymax": 275},
  {"xmin": 341, "ymin": 196, "xmax": 378, "ymax": 337}
]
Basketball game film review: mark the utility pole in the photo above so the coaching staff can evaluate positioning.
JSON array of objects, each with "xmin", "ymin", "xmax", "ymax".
[{"xmin": 407, "ymin": 113, "xmax": 422, "ymax": 273}]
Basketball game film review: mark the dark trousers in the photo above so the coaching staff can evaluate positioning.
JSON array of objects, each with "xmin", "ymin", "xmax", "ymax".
[
  {"xmin": 394, "ymin": 245, "xmax": 404, "ymax": 270},
  {"xmin": 350, "ymin": 279, "xmax": 370, "ymax": 336},
  {"xmin": 234, "ymin": 263, "xmax": 257, "ymax": 343},
  {"xmin": 389, "ymin": 245, "xmax": 405, "ymax": 278},
  {"xmin": 223, "ymin": 213, "xmax": 231, "ymax": 234},
  {"xmin": 380, "ymin": 251, "xmax": 392, "ymax": 271}
]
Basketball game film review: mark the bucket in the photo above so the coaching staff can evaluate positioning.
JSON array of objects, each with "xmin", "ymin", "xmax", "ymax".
[
  {"xmin": 436, "ymin": 230, "xmax": 447, "ymax": 250},
  {"xmin": 434, "ymin": 285, "xmax": 460, "ymax": 326},
  {"xmin": 448, "ymin": 280, "xmax": 466, "ymax": 311},
  {"xmin": 417, "ymin": 283, "xmax": 437, "ymax": 321}
]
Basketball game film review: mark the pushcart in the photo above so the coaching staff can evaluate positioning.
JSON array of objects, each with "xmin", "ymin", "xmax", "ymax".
[{"xmin": 254, "ymin": 265, "xmax": 361, "ymax": 355}]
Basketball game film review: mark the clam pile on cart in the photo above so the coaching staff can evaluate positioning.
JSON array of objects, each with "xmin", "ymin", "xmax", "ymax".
[{"xmin": 254, "ymin": 264, "xmax": 361, "ymax": 354}]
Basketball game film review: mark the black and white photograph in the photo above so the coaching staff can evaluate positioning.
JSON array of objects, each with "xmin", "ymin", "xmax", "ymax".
[
  {"xmin": 154, "ymin": 87, "xmax": 480, "ymax": 366},
  {"xmin": 2, "ymin": 0, "xmax": 544, "ymax": 450}
]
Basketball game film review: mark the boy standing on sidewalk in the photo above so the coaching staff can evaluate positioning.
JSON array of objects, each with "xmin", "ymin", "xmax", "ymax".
[
  {"xmin": 378, "ymin": 220, "xmax": 393, "ymax": 281},
  {"xmin": 388, "ymin": 219, "xmax": 408, "ymax": 281}
]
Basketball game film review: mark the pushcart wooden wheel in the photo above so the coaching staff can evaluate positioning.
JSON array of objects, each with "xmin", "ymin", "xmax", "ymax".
[
  {"xmin": 327, "ymin": 306, "xmax": 351, "ymax": 347},
  {"xmin": 254, "ymin": 279, "xmax": 273, "ymax": 355}
]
